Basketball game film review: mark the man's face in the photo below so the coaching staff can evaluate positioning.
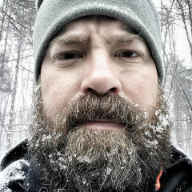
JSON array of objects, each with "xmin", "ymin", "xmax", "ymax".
[
  {"xmin": 41, "ymin": 17, "xmax": 159, "ymax": 127},
  {"xmin": 29, "ymin": 17, "xmax": 170, "ymax": 192}
]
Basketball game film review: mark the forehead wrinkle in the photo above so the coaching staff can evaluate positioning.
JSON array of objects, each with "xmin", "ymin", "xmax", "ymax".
[{"xmin": 49, "ymin": 19, "xmax": 146, "ymax": 50}]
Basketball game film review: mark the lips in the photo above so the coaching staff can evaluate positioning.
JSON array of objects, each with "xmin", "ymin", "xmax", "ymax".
[
  {"xmin": 81, "ymin": 120, "xmax": 125, "ymax": 131},
  {"xmin": 62, "ymin": 94, "xmax": 142, "ymax": 133}
]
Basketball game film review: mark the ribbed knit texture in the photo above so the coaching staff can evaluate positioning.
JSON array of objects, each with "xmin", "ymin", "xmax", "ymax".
[{"xmin": 34, "ymin": 0, "xmax": 165, "ymax": 84}]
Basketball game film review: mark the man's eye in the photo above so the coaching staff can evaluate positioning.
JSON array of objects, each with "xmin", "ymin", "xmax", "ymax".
[
  {"xmin": 115, "ymin": 50, "xmax": 139, "ymax": 58},
  {"xmin": 54, "ymin": 51, "xmax": 84, "ymax": 60}
]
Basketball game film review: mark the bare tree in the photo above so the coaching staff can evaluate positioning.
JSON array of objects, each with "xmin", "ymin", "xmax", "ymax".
[
  {"xmin": 0, "ymin": 0, "xmax": 35, "ymax": 153},
  {"xmin": 160, "ymin": 0, "xmax": 192, "ymax": 157},
  {"xmin": 175, "ymin": 0, "xmax": 192, "ymax": 57}
]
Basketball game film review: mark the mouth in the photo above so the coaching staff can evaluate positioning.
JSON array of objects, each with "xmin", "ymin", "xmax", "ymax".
[{"xmin": 80, "ymin": 120, "xmax": 125, "ymax": 131}]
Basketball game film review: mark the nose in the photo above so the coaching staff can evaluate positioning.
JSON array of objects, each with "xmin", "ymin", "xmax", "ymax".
[{"xmin": 81, "ymin": 51, "xmax": 122, "ymax": 96}]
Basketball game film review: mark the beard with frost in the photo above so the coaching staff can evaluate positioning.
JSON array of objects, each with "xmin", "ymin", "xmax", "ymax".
[{"xmin": 26, "ymin": 86, "xmax": 171, "ymax": 192}]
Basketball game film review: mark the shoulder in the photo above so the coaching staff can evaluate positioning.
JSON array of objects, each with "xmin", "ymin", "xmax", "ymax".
[
  {"xmin": 0, "ymin": 140, "xmax": 29, "ymax": 192},
  {"xmin": 1, "ymin": 141, "xmax": 192, "ymax": 192},
  {"xmin": 1, "ymin": 139, "xmax": 28, "ymax": 171},
  {"xmin": 160, "ymin": 146, "xmax": 192, "ymax": 192}
]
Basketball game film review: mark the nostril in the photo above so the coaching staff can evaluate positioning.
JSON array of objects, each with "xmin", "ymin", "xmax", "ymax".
[
  {"xmin": 86, "ymin": 87, "xmax": 119, "ymax": 96},
  {"xmin": 110, "ymin": 87, "xmax": 118, "ymax": 94},
  {"xmin": 87, "ymin": 87, "xmax": 93, "ymax": 93},
  {"xmin": 85, "ymin": 87, "xmax": 118, "ymax": 96},
  {"xmin": 86, "ymin": 87, "xmax": 98, "ymax": 95}
]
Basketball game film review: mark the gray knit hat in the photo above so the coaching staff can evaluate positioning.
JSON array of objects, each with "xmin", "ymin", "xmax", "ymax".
[{"xmin": 34, "ymin": 0, "xmax": 164, "ymax": 83}]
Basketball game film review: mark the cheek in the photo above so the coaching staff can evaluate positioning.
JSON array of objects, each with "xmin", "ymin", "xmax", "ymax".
[
  {"xmin": 121, "ymin": 68, "xmax": 158, "ymax": 108},
  {"xmin": 40, "ymin": 66, "xmax": 81, "ymax": 120}
]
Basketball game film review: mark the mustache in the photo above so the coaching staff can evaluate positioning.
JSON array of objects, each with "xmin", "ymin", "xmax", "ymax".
[{"xmin": 54, "ymin": 94, "xmax": 148, "ymax": 133}]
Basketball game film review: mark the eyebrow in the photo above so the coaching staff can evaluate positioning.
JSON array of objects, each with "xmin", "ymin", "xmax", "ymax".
[
  {"xmin": 107, "ymin": 35, "xmax": 145, "ymax": 45},
  {"xmin": 52, "ymin": 35, "xmax": 90, "ymax": 46},
  {"xmin": 50, "ymin": 32, "xmax": 145, "ymax": 49}
]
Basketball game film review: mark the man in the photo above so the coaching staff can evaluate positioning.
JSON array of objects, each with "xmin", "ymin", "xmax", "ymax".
[{"xmin": 0, "ymin": 0, "xmax": 192, "ymax": 191}]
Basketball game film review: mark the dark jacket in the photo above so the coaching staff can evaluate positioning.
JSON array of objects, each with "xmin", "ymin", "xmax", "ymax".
[{"xmin": 0, "ymin": 140, "xmax": 192, "ymax": 192}]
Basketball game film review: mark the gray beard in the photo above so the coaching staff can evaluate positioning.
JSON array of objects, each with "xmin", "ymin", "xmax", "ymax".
[{"xmin": 27, "ymin": 86, "xmax": 171, "ymax": 192}]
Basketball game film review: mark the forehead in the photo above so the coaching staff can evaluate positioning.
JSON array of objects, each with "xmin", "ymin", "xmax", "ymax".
[
  {"xmin": 65, "ymin": 16, "xmax": 129, "ymax": 31},
  {"xmin": 52, "ymin": 16, "xmax": 143, "ymax": 43}
]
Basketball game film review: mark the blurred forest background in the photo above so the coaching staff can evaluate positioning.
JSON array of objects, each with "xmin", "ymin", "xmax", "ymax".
[{"xmin": 0, "ymin": 0, "xmax": 192, "ymax": 159}]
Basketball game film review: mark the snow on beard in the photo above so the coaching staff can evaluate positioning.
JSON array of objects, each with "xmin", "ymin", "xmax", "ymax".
[{"xmin": 27, "ymin": 85, "xmax": 171, "ymax": 192}]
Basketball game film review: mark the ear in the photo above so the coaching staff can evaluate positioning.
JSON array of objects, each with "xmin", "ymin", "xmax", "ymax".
[{"xmin": 35, "ymin": 0, "xmax": 43, "ymax": 10}]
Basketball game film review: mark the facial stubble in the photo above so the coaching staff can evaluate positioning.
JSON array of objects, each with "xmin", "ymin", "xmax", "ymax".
[{"xmin": 27, "ymin": 86, "xmax": 171, "ymax": 192}]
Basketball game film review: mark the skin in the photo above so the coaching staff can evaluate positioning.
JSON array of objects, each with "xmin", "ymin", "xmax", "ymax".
[{"xmin": 40, "ymin": 17, "xmax": 159, "ymax": 131}]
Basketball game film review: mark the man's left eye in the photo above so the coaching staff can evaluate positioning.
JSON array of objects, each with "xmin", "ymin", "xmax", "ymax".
[{"xmin": 114, "ymin": 50, "xmax": 139, "ymax": 58}]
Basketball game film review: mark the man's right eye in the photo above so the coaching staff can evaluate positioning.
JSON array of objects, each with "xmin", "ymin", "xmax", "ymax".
[{"xmin": 54, "ymin": 51, "xmax": 84, "ymax": 60}]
